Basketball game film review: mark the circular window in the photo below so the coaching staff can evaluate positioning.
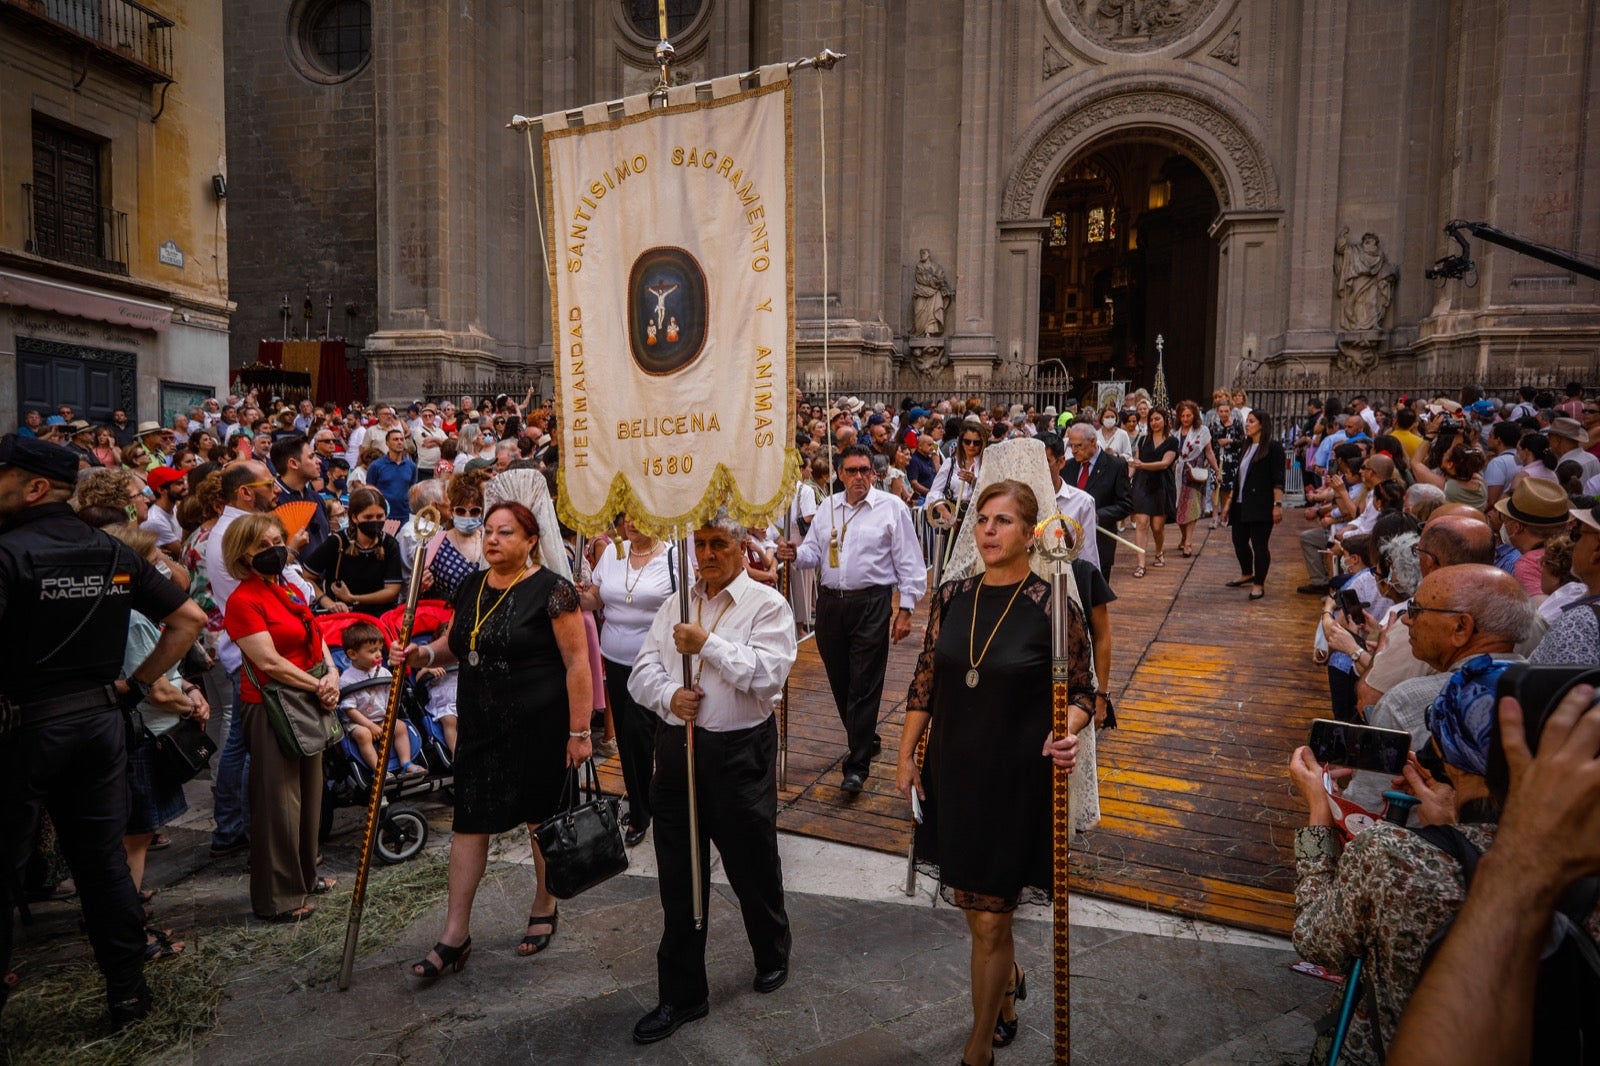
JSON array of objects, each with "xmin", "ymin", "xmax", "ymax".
[
  {"xmin": 622, "ymin": 0, "xmax": 703, "ymax": 39},
  {"xmin": 292, "ymin": 0, "xmax": 370, "ymax": 82}
]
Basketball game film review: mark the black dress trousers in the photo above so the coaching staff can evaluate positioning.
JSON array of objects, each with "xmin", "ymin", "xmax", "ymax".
[
  {"xmin": 1, "ymin": 708, "xmax": 147, "ymax": 1008},
  {"xmin": 650, "ymin": 716, "xmax": 790, "ymax": 1009},
  {"xmin": 813, "ymin": 586, "xmax": 894, "ymax": 779}
]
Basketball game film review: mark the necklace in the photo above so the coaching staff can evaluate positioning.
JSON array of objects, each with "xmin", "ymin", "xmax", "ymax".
[
  {"xmin": 692, "ymin": 593, "xmax": 735, "ymax": 685},
  {"xmin": 622, "ymin": 541, "xmax": 663, "ymax": 603},
  {"xmin": 966, "ymin": 576, "xmax": 1029, "ymax": 688},
  {"xmin": 467, "ymin": 565, "xmax": 529, "ymax": 666}
]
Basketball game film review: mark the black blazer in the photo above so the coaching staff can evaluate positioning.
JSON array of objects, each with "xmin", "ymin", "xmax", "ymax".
[
  {"xmin": 1231, "ymin": 440, "xmax": 1286, "ymax": 524},
  {"xmin": 1063, "ymin": 451, "xmax": 1133, "ymax": 528}
]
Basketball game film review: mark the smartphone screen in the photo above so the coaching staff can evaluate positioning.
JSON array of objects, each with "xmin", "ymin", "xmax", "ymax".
[
  {"xmin": 1308, "ymin": 718, "xmax": 1411, "ymax": 776},
  {"xmin": 1338, "ymin": 588, "xmax": 1366, "ymax": 626}
]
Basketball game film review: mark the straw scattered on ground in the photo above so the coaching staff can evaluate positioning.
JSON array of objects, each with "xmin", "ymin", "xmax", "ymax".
[{"xmin": 1, "ymin": 853, "xmax": 447, "ymax": 1066}]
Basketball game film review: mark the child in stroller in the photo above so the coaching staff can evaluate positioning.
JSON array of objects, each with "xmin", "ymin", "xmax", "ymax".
[{"xmin": 338, "ymin": 620, "xmax": 425, "ymax": 778}]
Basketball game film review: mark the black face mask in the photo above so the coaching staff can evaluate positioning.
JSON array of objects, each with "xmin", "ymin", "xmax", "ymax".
[
  {"xmin": 250, "ymin": 545, "xmax": 289, "ymax": 577},
  {"xmin": 356, "ymin": 519, "xmax": 385, "ymax": 540}
]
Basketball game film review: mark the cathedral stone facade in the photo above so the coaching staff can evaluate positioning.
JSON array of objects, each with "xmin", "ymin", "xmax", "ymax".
[{"xmin": 222, "ymin": 1, "xmax": 1600, "ymax": 404}]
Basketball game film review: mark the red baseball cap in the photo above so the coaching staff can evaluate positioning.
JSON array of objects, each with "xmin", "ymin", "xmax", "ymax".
[{"xmin": 147, "ymin": 467, "xmax": 186, "ymax": 491}]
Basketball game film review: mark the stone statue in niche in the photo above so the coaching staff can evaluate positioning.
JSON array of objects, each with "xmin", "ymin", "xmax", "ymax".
[
  {"xmin": 1333, "ymin": 227, "xmax": 1400, "ymax": 372},
  {"xmin": 911, "ymin": 248, "xmax": 952, "ymax": 337}
]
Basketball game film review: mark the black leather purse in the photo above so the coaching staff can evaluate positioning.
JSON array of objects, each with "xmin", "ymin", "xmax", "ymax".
[
  {"xmin": 533, "ymin": 760, "xmax": 628, "ymax": 899},
  {"xmin": 147, "ymin": 717, "xmax": 219, "ymax": 787}
]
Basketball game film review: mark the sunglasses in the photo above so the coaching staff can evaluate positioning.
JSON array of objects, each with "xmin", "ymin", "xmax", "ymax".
[
  {"xmin": 453, "ymin": 506, "xmax": 483, "ymax": 517},
  {"xmin": 960, "ymin": 438, "xmax": 981, "ymax": 447},
  {"xmin": 841, "ymin": 466, "xmax": 874, "ymax": 477}
]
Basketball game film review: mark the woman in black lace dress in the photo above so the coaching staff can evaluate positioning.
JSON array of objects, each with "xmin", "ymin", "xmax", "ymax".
[
  {"xmin": 393, "ymin": 500, "xmax": 594, "ymax": 986},
  {"xmin": 895, "ymin": 480, "xmax": 1093, "ymax": 1066}
]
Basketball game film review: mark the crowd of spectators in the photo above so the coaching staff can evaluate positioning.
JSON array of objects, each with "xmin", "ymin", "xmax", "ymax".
[{"xmin": 1290, "ymin": 382, "xmax": 1600, "ymax": 1064}]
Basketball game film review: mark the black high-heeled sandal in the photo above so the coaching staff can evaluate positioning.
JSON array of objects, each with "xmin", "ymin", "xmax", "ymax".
[
  {"xmin": 409, "ymin": 937, "xmax": 472, "ymax": 988},
  {"xmin": 519, "ymin": 909, "xmax": 559, "ymax": 956},
  {"xmin": 992, "ymin": 962, "xmax": 1027, "ymax": 1047}
]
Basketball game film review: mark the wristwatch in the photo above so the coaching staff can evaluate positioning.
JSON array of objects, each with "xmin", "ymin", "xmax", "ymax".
[{"xmin": 119, "ymin": 677, "xmax": 151, "ymax": 712}]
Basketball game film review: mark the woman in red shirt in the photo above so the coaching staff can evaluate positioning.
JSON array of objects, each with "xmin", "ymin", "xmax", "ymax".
[{"xmin": 223, "ymin": 512, "xmax": 340, "ymax": 923}]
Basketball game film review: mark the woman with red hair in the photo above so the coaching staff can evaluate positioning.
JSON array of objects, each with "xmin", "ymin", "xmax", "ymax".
[{"xmin": 392, "ymin": 500, "xmax": 594, "ymax": 985}]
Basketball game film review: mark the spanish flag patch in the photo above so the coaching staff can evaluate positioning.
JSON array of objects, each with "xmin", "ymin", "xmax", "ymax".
[{"xmin": 112, "ymin": 573, "xmax": 132, "ymax": 585}]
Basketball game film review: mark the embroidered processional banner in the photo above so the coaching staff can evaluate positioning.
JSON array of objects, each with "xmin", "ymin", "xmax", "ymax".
[{"xmin": 541, "ymin": 70, "xmax": 795, "ymax": 538}]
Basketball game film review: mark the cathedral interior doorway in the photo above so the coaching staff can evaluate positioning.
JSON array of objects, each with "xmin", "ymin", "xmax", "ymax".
[{"xmin": 1038, "ymin": 142, "xmax": 1220, "ymax": 405}]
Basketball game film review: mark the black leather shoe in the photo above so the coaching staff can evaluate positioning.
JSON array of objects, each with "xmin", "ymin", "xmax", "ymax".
[
  {"xmin": 753, "ymin": 967, "xmax": 788, "ymax": 994},
  {"xmin": 633, "ymin": 1001, "xmax": 709, "ymax": 1044},
  {"xmin": 624, "ymin": 823, "xmax": 649, "ymax": 848},
  {"xmin": 841, "ymin": 772, "xmax": 865, "ymax": 796},
  {"xmin": 109, "ymin": 989, "xmax": 152, "ymax": 1031}
]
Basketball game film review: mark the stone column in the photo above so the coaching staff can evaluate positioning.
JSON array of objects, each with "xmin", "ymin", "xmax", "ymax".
[
  {"xmin": 1210, "ymin": 210, "xmax": 1284, "ymax": 385},
  {"xmin": 996, "ymin": 220, "xmax": 1048, "ymax": 369},
  {"xmin": 1277, "ymin": 0, "xmax": 1347, "ymax": 367},
  {"xmin": 946, "ymin": 0, "xmax": 1003, "ymax": 377},
  {"xmin": 365, "ymin": 2, "xmax": 500, "ymax": 400}
]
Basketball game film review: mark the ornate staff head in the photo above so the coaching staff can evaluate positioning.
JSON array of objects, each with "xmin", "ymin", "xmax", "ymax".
[
  {"xmin": 1033, "ymin": 512, "xmax": 1084, "ymax": 566},
  {"xmin": 412, "ymin": 505, "xmax": 441, "ymax": 543}
]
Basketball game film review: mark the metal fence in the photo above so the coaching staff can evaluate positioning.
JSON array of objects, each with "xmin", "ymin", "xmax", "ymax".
[
  {"xmin": 798, "ymin": 367, "xmax": 1076, "ymax": 416},
  {"xmin": 1235, "ymin": 363, "xmax": 1600, "ymax": 448}
]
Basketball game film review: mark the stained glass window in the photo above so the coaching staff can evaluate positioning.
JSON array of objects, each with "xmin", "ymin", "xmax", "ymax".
[
  {"xmin": 1108, "ymin": 207, "xmax": 1118, "ymax": 241},
  {"xmin": 1049, "ymin": 212, "xmax": 1068, "ymax": 248},
  {"xmin": 1087, "ymin": 206, "xmax": 1106, "ymax": 244}
]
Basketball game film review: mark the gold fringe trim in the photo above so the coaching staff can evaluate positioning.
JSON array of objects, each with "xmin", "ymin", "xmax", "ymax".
[{"xmin": 557, "ymin": 448, "xmax": 802, "ymax": 540}]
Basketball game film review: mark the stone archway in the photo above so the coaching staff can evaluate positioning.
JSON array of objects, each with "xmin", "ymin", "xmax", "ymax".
[
  {"xmin": 1003, "ymin": 78, "xmax": 1279, "ymax": 219},
  {"xmin": 996, "ymin": 78, "xmax": 1283, "ymax": 395}
]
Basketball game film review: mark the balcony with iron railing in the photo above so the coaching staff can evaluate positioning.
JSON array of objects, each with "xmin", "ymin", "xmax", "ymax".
[
  {"xmin": 22, "ymin": 183, "xmax": 130, "ymax": 276},
  {"xmin": 0, "ymin": 0, "xmax": 174, "ymax": 84}
]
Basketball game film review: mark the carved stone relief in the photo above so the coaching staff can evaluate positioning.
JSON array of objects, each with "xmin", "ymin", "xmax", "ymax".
[
  {"xmin": 1002, "ymin": 84, "xmax": 1277, "ymax": 218},
  {"xmin": 1056, "ymin": 0, "xmax": 1223, "ymax": 52},
  {"xmin": 1043, "ymin": 41, "xmax": 1072, "ymax": 78},
  {"xmin": 1209, "ymin": 24, "xmax": 1240, "ymax": 65}
]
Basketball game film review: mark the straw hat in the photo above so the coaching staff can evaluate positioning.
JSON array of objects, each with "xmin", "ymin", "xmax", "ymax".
[{"xmin": 1493, "ymin": 477, "xmax": 1570, "ymax": 527}]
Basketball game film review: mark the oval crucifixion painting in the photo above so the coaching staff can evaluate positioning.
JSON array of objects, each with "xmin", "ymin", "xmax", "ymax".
[{"xmin": 628, "ymin": 246, "xmax": 709, "ymax": 376}]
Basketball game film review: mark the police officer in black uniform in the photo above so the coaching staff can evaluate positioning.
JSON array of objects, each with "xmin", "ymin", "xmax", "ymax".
[{"xmin": 0, "ymin": 434, "xmax": 205, "ymax": 1029}]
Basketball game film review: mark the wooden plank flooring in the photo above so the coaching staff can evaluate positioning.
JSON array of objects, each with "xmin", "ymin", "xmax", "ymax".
[{"xmin": 596, "ymin": 515, "xmax": 1323, "ymax": 936}]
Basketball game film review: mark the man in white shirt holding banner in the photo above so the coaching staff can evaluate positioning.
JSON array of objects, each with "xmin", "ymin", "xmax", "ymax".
[
  {"xmin": 628, "ymin": 509, "xmax": 798, "ymax": 1042},
  {"xmin": 778, "ymin": 443, "xmax": 927, "ymax": 795}
]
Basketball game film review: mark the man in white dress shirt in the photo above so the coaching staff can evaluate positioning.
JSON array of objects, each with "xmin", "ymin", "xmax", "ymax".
[
  {"xmin": 628, "ymin": 510, "xmax": 797, "ymax": 1044},
  {"xmin": 776, "ymin": 444, "xmax": 927, "ymax": 795},
  {"xmin": 1039, "ymin": 432, "xmax": 1101, "ymax": 569}
]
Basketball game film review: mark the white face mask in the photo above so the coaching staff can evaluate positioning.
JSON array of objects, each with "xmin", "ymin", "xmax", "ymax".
[{"xmin": 1102, "ymin": 417, "xmax": 1115, "ymax": 427}]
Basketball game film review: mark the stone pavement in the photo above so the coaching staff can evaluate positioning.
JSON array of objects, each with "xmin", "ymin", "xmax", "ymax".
[{"xmin": 159, "ymin": 802, "xmax": 1331, "ymax": 1066}]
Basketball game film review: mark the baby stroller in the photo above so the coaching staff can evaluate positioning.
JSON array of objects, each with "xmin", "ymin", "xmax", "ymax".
[{"xmin": 313, "ymin": 613, "xmax": 446, "ymax": 864}]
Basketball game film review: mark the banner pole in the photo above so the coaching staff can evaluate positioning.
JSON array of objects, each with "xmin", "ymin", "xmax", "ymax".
[
  {"xmin": 677, "ymin": 530, "xmax": 704, "ymax": 931},
  {"xmin": 339, "ymin": 505, "xmax": 439, "ymax": 990},
  {"xmin": 778, "ymin": 501, "xmax": 792, "ymax": 790}
]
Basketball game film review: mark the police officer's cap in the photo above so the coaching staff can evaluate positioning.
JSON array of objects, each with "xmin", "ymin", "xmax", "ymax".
[{"xmin": 0, "ymin": 433, "xmax": 80, "ymax": 484}]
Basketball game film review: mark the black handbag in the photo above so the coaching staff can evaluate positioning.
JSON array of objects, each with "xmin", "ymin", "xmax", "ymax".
[
  {"xmin": 532, "ymin": 760, "xmax": 628, "ymax": 899},
  {"xmin": 147, "ymin": 716, "xmax": 218, "ymax": 786}
]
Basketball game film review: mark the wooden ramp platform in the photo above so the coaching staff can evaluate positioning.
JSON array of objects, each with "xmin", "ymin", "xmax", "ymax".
[{"xmin": 597, "ymin": 516, "xmax": 1324, "ymax": 936}]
